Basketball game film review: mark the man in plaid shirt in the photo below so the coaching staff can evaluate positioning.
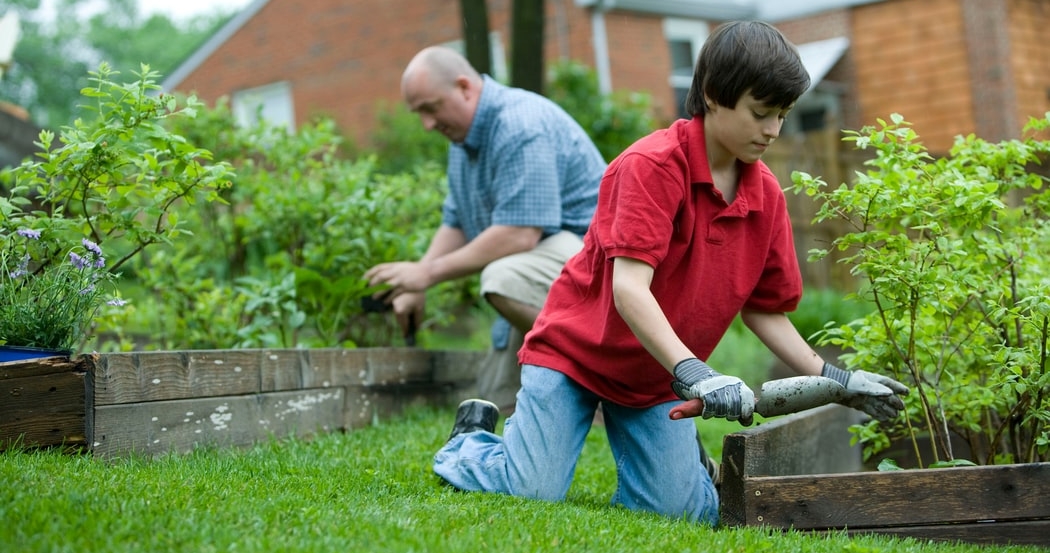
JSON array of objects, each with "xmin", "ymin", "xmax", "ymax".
[{"xmin": 365, "ymin": 46, "xmax": 606, "ymax": 414}]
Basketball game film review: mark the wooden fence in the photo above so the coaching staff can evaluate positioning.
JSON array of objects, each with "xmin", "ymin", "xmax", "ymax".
[{"xmin": 763, "ymin": 128, "xmax": 871, "ymax": 291}]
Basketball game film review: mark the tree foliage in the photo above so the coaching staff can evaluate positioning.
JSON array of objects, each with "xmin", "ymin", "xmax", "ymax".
[{"xmin": 0, "ymin": 0, "xmax": 231, "ymax": 128}]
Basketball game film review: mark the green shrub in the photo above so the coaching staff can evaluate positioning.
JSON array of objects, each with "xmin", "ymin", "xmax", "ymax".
[
  {"xmin": 0, "ymin": 63, "xmax": 232, "ymax": 353},
  {"xmin": 546, "ymin": 60, "xmax": 656, "ymax": 162},
  {"xmin": 97, "ymin": 98, "xmax": 472, "ymax": 350},
  {"xmin": 369, "ymin": 101, "xmax": 449, "ymax": 175},
  {"xmin": 793, "ymin": 112, "xmax": 1050, "ymax": 466},
  {"xmin": 789, "ymin": 287, "xmax": 874, "ymax": 343}
]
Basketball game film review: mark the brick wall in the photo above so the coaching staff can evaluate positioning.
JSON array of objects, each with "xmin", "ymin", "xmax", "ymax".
[
  {"xmin": 1008, "ymin": 0, "xmax": 1050, "ymax": 133},
  {"xmin": 604, "ymin": 11, "xmax": 676, "ymax": 122},
  {"xmin": 171, "ymin": 0, "xmax": 1038, "ymax": 153},
  {"xmin": 851, "ymin": 0, "xmax": 975, "ymax": 153},
  {"xmin": 173, "ymin": 0, "xmax": 683, "ymax": 146},
  {"xmin": 961, "ymin": 0, "xmax": 1015, "ymax": 142}
]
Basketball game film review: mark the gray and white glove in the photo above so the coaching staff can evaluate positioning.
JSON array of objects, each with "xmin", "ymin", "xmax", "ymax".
[
  {"xmin": 671, "ymin": 358, "xmax": 755, "ymax": 425},
  {"xmin": 821, "ymin": 362, "xmax": 909, "ymax": 422}
]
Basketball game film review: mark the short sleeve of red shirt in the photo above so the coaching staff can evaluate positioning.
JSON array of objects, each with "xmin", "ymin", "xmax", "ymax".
[{"xmin": 520, "ymin": 118, "xmax": 803, "ymax": 408}]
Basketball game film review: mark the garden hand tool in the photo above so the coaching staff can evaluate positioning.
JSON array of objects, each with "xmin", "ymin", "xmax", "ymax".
[{"xmin": 361, "ymin": 290, "xmax": 417, "ymax": 346}]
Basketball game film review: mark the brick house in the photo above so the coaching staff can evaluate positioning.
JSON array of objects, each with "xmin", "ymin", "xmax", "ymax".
[{"xmin": 163, "ymin": 0, "xmax": 1050, "ymax": 155}]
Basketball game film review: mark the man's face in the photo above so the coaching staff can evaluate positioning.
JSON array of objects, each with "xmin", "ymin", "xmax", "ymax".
[
  {"xmin": 706, "ymin": 91, "xmax": 792, "ymax": 164},
  {"xmin": 402, "ymin": 71, "xmax": 475, "ymax": 143}
]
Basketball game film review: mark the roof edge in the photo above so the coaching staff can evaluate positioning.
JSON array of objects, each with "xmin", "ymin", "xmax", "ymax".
[
  {"xmin": 161, "ymin": 0, "xmax": 271, "ymax": 93},
  {"xmin": 574, "ymin": 0, "xmax": 756, "ymax": 20}
]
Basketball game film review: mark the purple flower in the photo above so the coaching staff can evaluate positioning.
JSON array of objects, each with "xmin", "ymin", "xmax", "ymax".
[
  {"xmin": 8, "ymin": 254, "xmax": 30, "ymax": 279},
  {"xmin": 17, "ymin": 228, "xmax": 41, "ymax": 240},
  {"xmin": 106, "ymin": 298, "xmax": 128, "ymax": 307},
  {"xmin": 69, "ymin": 251, "xmax": 89, "ymax": 270},
  {"xmin": 82, "ymin": 238, "xmax": 103, "ymax": 256}
]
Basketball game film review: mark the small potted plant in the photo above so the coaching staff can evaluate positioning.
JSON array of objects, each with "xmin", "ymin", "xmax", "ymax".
[{"xmin": 0, "ymin": 228, "xmax": 119, "ymax": 361}]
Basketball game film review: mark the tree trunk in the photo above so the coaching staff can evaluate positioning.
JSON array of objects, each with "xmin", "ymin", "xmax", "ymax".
[
  {"xmin": 511, "ymin": 0, "xmax": 544, "ymax": 94},
  {"xmin": 459, "ymin": 0, "xmax": 491, "ymax": 75}
]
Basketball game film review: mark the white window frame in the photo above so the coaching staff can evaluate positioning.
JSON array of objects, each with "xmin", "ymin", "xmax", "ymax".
[
  {"xmin": 663, "ymin": 19, "xmax": 708, "ymax": 91},
  {"xmin": 232, "ymin": 81, "xmax": 296, "ymax": 132}
]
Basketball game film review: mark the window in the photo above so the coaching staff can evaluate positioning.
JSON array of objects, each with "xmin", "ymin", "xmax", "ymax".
[
  {"xmin": 232, "ymin": 81, "xmax": 295, "ymax": 131},
  {"xmin": 663, "ymin": 19, "xmax": 709, "ymax": 119}
]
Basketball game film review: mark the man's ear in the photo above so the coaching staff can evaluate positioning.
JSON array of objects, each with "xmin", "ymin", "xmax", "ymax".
[{"xmin": 455, "ymin": 76, "xmax": 474, "ymax": 98}]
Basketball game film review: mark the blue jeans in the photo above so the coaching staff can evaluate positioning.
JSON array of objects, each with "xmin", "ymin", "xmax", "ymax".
[{"xmin": 433, "ymin": 364, "xmax": 719, "ymax": 525}]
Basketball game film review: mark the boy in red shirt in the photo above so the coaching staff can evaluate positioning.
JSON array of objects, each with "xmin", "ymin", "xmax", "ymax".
[{"xmin": 433, "ymin": 20, "xmax": 908, "ymax": 525}]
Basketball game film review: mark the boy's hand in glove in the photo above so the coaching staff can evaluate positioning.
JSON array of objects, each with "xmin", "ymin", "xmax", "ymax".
[
  {"xmin": 821, "ymin": 362, "xmax": 909, "ymax": 422},
  {"xmin": 669, "ymin": 358, "xmax": 755, "ymax": 425}
]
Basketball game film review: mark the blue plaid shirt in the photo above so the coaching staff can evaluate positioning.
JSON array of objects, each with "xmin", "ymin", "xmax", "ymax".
[{"xmin": 443, "ymin": 76, "xmax": 606, "ymax": 241}]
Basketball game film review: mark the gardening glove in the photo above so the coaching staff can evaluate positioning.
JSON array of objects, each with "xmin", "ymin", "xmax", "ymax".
[
  {"xmin": 821, "ymin": 362, "xmax": 909, "ymax": 422},
  {"xmin": 671, "ymin": 358, "xmax": 755, "ymax": 426}
]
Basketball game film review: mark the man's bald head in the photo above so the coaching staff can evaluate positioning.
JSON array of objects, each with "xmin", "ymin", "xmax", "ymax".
[
  {"xmin": 400, "ymin": 47, "xmax": 485, "ymax": 143},
  {"xmin": 402, "ymin": 46, "xmax": 482, "ymax": 91}
]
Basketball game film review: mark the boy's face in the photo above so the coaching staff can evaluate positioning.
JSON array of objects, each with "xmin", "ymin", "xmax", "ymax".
[{"xmin": 705, "ymin": 91, "xmax": 792, "ymax": 164}]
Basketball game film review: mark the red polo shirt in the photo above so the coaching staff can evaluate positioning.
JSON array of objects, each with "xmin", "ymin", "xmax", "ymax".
[{"xmin": 519, "ymin": 117, "xmax": 803, "ymax": 408}]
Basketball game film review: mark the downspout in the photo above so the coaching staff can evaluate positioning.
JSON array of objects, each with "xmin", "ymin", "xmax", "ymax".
[{"xmin": 589, "ymin": 0, "xmax": 612, "ymax": 94}]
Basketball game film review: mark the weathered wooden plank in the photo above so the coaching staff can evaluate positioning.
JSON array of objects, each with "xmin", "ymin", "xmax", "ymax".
[
  {"xmin": 92, "ymin": 351, "xmax": 266, "ymax": 405},
  {"xmin": 92, "ymin": 349, "xmax": 446, "ymax": 405},
  {"xmin": 273, "ymin": 349, "xmax": 371, "ymax": 390},
  {"xmin": 720, "ymin": 404, "xmax": 862, "ymax": 526},
  {"xmin": 91, "ymin": 387, "xmax": 345, "ymax": 458},
  {"xmin": 740, "ymin": 462, "xmax": 1050, "ymax": 529},
  {"xmin": 432, "ymin": 350, "xmax": 484, "ymax": 383},
  {"xmin": 0, "ymin": 354, "xmax": 84, "ymax": 379},
  {"xmin": 0, "ymin": 357, "xmax": 91, "ymax": 449},
  {"xmin": 342, "ymin": 382, "xmax": 475, "ymax": 432},
  {"xmin": 364, "ymin": 348, "xmax": 434, "ymax": 386},
  {"xmin": 845, "ymin": 519, "xmax": 1049, "ymax": 547}
]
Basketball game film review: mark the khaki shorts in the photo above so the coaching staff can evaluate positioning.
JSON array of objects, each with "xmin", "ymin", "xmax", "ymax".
[
  {"xmin": 476, "ymin": 230, "xmax": 584, "ymax": 411},
  {"xmin": 479, "ymin": 230, "xmax": 584, "ymax": 308}
]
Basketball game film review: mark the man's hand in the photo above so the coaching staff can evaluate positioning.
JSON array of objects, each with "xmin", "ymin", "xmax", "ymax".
[
  {"xmin": 669, "ymin": 358, "xmax": 755, "ymax": 425},
  {"xmin": 364, "ymin": 261, "xmax": 432, "ymax": 298},
  {"xmin": 821, "ymin": 362, "xmax": 909, "ymax": 422}
]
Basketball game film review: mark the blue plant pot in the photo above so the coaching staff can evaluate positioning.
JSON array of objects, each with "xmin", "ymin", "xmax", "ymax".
[{"xmin": 0, "ymin": 345, "xmax": 72, "ymax": 363}]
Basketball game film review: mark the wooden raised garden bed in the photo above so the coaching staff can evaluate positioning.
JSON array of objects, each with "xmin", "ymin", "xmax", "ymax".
[
  {"xmin": 1, "ymin": 348, "xmax": 483, "ymax": 458},
  {"xmin": 720, "ymin": 404, "xmax": 1050, "ymax": 547},
  {"xmin": 5, "ymin": 349, "xmax": 1047, "ymax": 547}
]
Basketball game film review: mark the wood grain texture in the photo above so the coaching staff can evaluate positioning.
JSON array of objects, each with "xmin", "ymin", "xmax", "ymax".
[
  {"xmin": 719, "ymin": 403, "xmax": 1050, "ymax": 547},
  {"xmin": 92, "ymin": 388, "xmax": 345, "ymax": 458},
  {"xmin": 0, "ymin": 356, "xmax": 91, "ymax": 448}
]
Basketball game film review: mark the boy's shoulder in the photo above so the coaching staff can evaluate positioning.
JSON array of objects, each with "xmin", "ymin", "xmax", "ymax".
[{"xmin": 620, "ymin": 119, "xmax": 694, "ymax": 161}]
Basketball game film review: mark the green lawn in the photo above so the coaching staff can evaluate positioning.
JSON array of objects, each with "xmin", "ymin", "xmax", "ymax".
[{"xmin": 1, "ymin": 406, "xmax": 1040, "ymax": 553}]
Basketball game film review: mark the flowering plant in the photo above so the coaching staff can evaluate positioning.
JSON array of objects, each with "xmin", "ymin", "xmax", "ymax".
[{"xmin": 0, "ymin": 228, "xmax": 119, "ymax": 352}]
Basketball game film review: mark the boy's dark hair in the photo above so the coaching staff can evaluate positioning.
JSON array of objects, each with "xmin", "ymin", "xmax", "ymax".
[{"xmin": 684, "ymin": 21, "xmax": 810, "ymax": 117}]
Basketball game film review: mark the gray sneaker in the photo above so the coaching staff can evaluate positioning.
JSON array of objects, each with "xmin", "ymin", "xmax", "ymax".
[{"xmin": 447, "ymin": 399, "xmax": 500, "ymax": 442}]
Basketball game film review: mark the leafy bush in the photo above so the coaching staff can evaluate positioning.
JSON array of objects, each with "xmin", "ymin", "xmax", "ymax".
[
  {"xmin": 100, "ymin": 99, "xmax": 471, "ymax": 350},
  {"xmin": 546, "ymin": 60, "xmax": 656, "ymax": 162},
  {"xmin": 0, "ymin": 63, "xmax": 232, "ymax": 353},
  {"xmin": 369, "ymin": 101, "xmax": 449, "ymax": 175},
  {"xmin": 788, "ymin": 287, "xmax": 874, "ymax": 343},
  {"xmin": 792, "ymin": 113, "xmax": 1050, "ymax": 467}
]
